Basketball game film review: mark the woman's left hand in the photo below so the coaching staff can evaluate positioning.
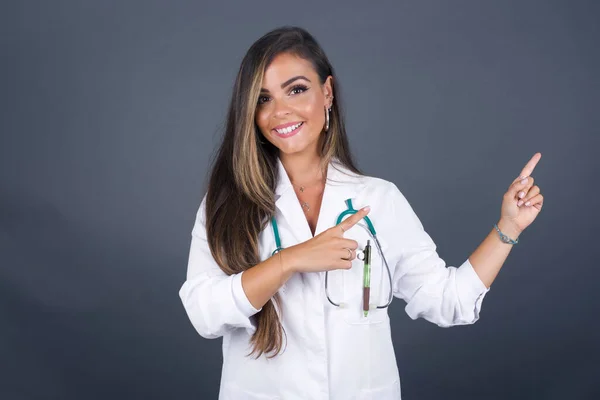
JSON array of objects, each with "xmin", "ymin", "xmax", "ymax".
[{"xmin": 499, "ymin": 152, "xmax": 544, "ymax": 234}]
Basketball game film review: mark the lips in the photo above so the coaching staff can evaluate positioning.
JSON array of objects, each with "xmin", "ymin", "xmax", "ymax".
[
  {"xmin": 273, "ymin": 121, "xmax": 303, "ymax": 130},
  {"xmin": 272, "ymin": 121, "xmax": 304, "ymax": 138}
]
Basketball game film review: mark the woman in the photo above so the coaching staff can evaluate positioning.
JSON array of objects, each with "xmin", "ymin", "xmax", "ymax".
[{"xmin": 179, "ymin": 26, "xmax": 544, "ymax": 399}]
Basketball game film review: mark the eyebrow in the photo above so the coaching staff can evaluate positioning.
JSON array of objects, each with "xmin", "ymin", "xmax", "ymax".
[{"xmin": 260, "ymin": 75, "xmax": 311, "ymax": 93}]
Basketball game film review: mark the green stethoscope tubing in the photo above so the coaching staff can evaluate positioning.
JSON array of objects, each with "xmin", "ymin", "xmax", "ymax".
[{"xmin": 270, "ymin": 199, "xmax": 393, "ymax": 309}]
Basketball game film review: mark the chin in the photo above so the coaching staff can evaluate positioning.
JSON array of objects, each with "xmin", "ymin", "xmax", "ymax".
[
  {"xmin": 278, "ymin": 141, "xmax": 319, "ymax": 157},
  {"xmin": 267, "ymin": 127, "xmax": 320, "ymax": 156},
  {"xmin": 277, "ymin": 144, "xmax": 308, "ymax": 155}
]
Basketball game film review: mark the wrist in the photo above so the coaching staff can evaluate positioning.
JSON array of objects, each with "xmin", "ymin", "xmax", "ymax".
[
  {"xmin": 497, "ymin": 218, "xmax": 522, "ymax": 240},
  {"xmin": 279, "ymin": 248, "xmax": 298, "ymax": 277}
]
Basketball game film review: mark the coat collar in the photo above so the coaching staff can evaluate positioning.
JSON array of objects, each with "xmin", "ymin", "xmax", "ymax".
[{"xmin": 274, "ymin": 156, "xmax": 366, "ymax": 243}]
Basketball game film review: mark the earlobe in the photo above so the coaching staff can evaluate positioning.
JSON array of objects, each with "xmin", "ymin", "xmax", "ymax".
[{"xmin": 327, "ymin": 94, "xmax": 335, "ymax": 110}]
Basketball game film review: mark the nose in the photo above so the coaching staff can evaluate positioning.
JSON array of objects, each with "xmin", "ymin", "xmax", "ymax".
[{"xmin": 271, "ymin": 98, "xmax": 292, "ymax": 119}]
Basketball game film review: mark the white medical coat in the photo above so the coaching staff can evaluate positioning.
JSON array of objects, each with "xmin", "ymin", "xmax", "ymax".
[{"xmin": 179, "ymin": 157, "xmax": 489, "ymax": 399}]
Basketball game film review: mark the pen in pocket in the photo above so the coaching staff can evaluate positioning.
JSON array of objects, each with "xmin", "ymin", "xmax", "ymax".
[{"xmin": 363, "ymin": 240, "xmax": 371, "ymax": 317}]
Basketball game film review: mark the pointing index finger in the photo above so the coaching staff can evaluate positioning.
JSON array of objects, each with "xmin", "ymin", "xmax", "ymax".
[
  {"xmin": 519, "ymin": 152, "xmax": 542, "ymax": 177},
  {"xmin": 338, "ymin": 206, "xmax": 370, "ymax": 234}
]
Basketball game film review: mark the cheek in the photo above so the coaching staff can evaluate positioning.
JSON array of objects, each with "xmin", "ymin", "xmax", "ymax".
[
  {"xmin": 299, "ymin": 96, "xmax": 324, "ymax": 124},
  {"xmin": 255, "ymin": 111, "xmax": 269, "ymax": 134},
  {"xmin": 307, "ymin": 105, "xmax": 325, "ymax": 134}
]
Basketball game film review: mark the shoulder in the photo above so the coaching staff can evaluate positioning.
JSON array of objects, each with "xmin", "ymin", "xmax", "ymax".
[
  {"xmin": 360, "ymin": 174, "xmax": 396, "ymax": 192},
  {"xmin": 329, "ymin": 160, "xmax": 412, "ymax": 207},
  {"xmin": 354, "ymin": 173, "xmax": 421, "ymax": 225},
  {"xmin": 356, "ymin": 173, "xmax": 406, "ymax": 202},
  {"xmin": 329, "ymin": 160, "xmax": 398, "ymax": 195}
]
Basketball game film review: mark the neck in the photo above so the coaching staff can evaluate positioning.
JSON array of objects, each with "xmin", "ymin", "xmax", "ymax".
[{"xmin": 279, "ymin": 151, "xmax": 326, "ymax": 186}]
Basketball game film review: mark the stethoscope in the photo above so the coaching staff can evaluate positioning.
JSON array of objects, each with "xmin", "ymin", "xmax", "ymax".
[{"xmin": 270, "ymin": 199, "xmax": 393, "ymax": 310}]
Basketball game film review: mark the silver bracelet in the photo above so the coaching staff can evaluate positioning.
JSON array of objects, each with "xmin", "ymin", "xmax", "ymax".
[{"xmin": 494, "ymin": 223, "xmax": 519, "ymax": 245}]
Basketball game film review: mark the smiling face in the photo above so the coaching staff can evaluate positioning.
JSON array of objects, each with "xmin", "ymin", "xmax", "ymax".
[{"xmin": 255, "ymin": 52, "xmax": 333, "ymax": 158}]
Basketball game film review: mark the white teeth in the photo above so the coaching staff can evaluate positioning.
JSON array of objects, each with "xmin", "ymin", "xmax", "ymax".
[{"xmin": 275, "ymin": 122, "xmax": 303, "ymax": 134}]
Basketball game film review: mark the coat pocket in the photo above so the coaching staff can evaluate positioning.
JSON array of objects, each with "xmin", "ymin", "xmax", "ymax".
[
  {"xmin": 329, "ymin": 236, "xmax": 391, "ymax": 325},
  {"xmin": 322, "ymin": 223, "xmax": 394, "ymax": 325},
  {"xmin": 325, "ymin": 262, "xmax": 389, "ymax": 326}
]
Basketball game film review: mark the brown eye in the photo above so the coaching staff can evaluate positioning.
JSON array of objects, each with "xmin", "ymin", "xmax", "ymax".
[
  {"xmin": 257, "ymin": 95, "xmax": 270, "ymax": 105},
  {"xmin": 290, "ymin": 85, "xmax": 308, "ymax": 95}
]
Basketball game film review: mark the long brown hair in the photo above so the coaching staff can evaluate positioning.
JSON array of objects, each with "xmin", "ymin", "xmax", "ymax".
[{"xmin": 205, "ymin": 26, "xmax": 361, "ymax": 358}]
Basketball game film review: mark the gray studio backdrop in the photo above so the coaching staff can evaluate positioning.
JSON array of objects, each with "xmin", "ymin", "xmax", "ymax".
[{"xmin": 1, "ymin": 1, "xmax": 599, "ymax": 399}]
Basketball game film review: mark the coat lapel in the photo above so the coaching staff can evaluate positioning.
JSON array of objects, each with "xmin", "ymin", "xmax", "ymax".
[{"xmin": 274, "ymin": 157, "xmax": 366, "ymax": 245}]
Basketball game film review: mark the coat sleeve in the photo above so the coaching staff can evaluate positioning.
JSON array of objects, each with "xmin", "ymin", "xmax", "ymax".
[
  {"xmin": 178, "ymin": 196, "xmax": 262, "ymax": 339},
  {"xmin": 388, "ymin": 183, "xmax": 490, "ymax": 327}
]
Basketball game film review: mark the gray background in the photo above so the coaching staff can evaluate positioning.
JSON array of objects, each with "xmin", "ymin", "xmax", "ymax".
[{"xmin": 1, "ymin": 1, "xmax": 599, "ymax": 399}]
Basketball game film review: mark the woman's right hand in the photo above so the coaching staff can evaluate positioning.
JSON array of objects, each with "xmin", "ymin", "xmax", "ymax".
[{"xmin": 282, "ymin": 206, "xmax": 371, "ymax": 274}]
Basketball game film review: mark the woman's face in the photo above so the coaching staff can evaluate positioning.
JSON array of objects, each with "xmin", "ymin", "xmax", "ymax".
[{"xmin": 255, "ymin": 52, "xmax": 333, "ymax": 157}]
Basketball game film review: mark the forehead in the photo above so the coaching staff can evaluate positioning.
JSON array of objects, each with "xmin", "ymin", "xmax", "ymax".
[{"xmin": 262, "ymin": 53, "xmax": 318, "ymax": 87}]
